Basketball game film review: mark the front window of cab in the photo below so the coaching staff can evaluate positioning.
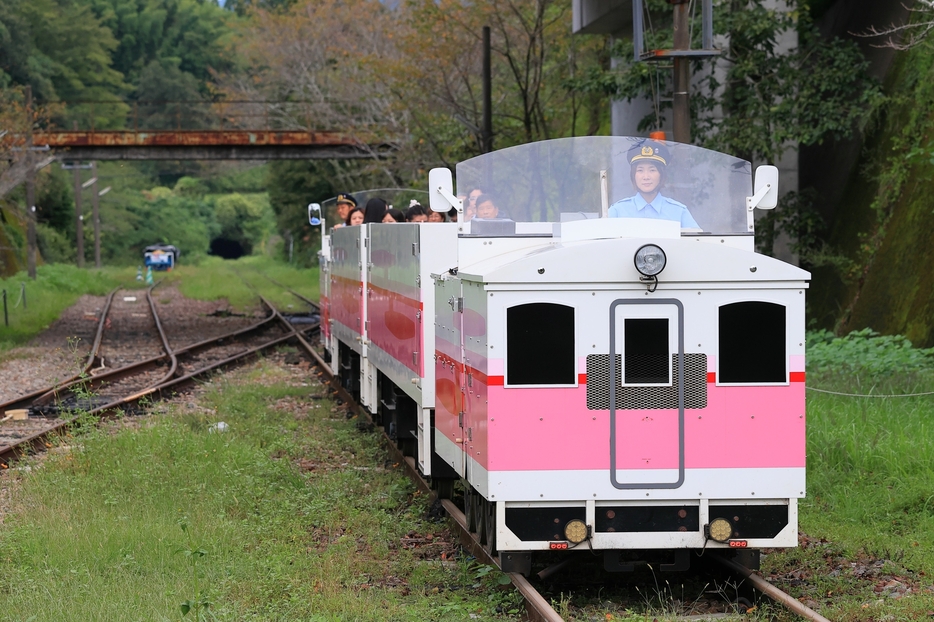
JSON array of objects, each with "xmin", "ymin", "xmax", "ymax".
[{"xmin": 455, "ymin": 136, "xmax": 751, "ymax": 235}]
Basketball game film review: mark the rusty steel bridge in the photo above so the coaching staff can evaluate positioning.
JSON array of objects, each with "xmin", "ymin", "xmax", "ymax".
[{"xmin": 26, "ymin": 100, "xmax": 394, "ymax": 160}]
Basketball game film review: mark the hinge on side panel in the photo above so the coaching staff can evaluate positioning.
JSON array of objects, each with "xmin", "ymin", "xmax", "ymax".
[
  {"xmin": 458, "ymin": 411, "xmax": 464, "ymax": 427},
  {"xmin": 412, "ymin": 351, "xmax": 419, "ymax": 365},
  {"xmin": 365, "ymin": 320, "xmax": 369, "ymax": 332},
  {"xmin": 415, "ymin": 275, "xmax": 421, "ymax": 287},
  {"xmin": 468, "ymin": 427, "xmax": 473, "ymax": 441},
  {"xmin": 412, "ymin": 242, "xmax": 418, "ymax": 255},
  {"xmin": 364, "ymin": 238, "xmax": 368, "ymax": 247},
  {"xmin": 467, "ymin": 373, "xmax": 472, "ymax": 387},
  {"xmin": 415, "ymin": 310, "xmax": 421, "ymax": 320}
]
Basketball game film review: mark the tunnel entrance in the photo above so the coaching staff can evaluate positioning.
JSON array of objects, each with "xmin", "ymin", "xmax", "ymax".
[{"xmin": 209, "ymin": 238, "xmax": 247, "ymax": 259}]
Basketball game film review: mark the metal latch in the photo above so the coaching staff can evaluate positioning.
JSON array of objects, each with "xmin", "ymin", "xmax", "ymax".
[
  {"xmin": 448, "ymin": 296, "xmax": 463, "ymax": 312},
  {"xmin": 458, "ymin": 411, "xmax": 464, "ymax": 427}
]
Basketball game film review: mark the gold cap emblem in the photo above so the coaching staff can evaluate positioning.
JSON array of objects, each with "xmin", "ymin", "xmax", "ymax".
[{"xmin": 641, "ymin": 146, "xmax": 655, "ymax": 156}]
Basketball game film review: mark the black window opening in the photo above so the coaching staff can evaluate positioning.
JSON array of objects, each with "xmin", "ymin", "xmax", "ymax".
[
  {"xmin": 719, "ymin": 302, "xmax": 786, "ymax": 383},
  {"xmin": 506, "ymin": 303, "xmax": 575, "ymax": 385},
  {"xmin": 624, "ymin": 318, "xmax": 670, "ymax": 384}
]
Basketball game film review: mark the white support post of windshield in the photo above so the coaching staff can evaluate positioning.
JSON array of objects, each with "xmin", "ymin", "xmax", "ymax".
[{"xmin": 600, "ymin": 169, "xmax": 609, "ymax": 217}]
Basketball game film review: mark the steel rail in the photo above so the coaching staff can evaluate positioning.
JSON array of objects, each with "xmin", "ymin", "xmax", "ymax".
[
  {"xmin": 19, "ymin": 298, "xmax": 279, "ymax": 413},
  {"xmin": 278, "ymin": 316, "xmax": 567, "ymax": 622},
  {"xmin": 713, "ymin": 555, "xmax": 833, "ymax": 622},
  {"xmin": 249, "ymin": 270, "xmax": 320, "ymax": 310},
  {"xmin": 0, "ymin": 287, "xmax": 118, "ymax": 417},
  {"xmin": 146, "ymin": 282, "xmax": 178, "ymax": 386}
]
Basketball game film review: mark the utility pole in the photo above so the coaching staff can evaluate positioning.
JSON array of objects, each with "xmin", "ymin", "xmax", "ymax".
[
  {"xmin": 24, "ymin": 86, "xmax": 37, "ymax": 280},
  {"xmin": 90, "ymin": 161, "xmax": 101, "ymax": 268},
  {"xmin": 630, "ymin": 0, "xmax": 717, "ymax": 143},
  {"xmin": 72, "ymin": 162, "xmax": 85, "ymax": 268},
  {"xmin": 61, "ymin": 159, "xmax": 93, "ymax": 268},
  {"xmin": 671, "ymin": 0, "xmax": 691, "ymax": 144}
]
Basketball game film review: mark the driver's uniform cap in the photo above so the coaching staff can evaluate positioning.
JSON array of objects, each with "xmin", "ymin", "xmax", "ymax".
[
  {"xmin": 335, "ymin": 193, "xmax": 357, "ymax": 207},
  {"xmin": 628, "ymin": 141, "xmax": 670, "ymax": 167}
]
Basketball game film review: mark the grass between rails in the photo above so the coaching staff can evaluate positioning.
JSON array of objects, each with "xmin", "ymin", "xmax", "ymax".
[
  {"xmin": 0, "ymin": 264, "xmax": 137, "ymax": 352},
  {"xmin": 167, "ymin": 256, "xmax": 320, "ymax": 313},
  {"xmin": 0, "ymin": 356, "xmax": 521, "ymax": 621}
]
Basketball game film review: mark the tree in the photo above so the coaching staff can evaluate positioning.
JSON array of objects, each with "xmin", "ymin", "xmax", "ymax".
[
  {"xmin": 385, "ymin": 0, "xmax": 607, "ymax": 165},
  {"xmin": 135, "ymin": 58, "xmax": 212, "ymax": 129},
  {"xmin": 857, "ymin": 0, "xmax": 934, "ymax": 50},
  {"xmin": 0, "ymin": 0, "xmax": 128, "ymax": 127},
  {"xmin": 88, "ymin": 0, "xmax": 235, "ymax": 92}
]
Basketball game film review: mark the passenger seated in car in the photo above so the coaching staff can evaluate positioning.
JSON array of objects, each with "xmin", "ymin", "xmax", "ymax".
[
  {"xmin": 608, "ymin": 141, "xmax": 699, "ymax": 229},
  {"xmin": 474, "ymin": 194, "xmax": 501, "ymax": 219},
  {"xmin": 405, "ymin": 204, "xmax": 429, "ymax": 222},
  {"xmin": 464, "ymin": 188, "xmax": 483, "ymax": 221},
  {"xmin": 345, "ymin": 207, "xmax": 365, "ymax": 226},
  {"xmin": 363, "ymin": 198, "xmax": 389, "ymax": 224},
  {"xmin": 383, "ymin": 208, "xmax": 405, "ymax": 223}
]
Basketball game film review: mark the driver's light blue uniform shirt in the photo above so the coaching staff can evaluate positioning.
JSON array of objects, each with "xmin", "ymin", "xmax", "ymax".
[{"xmin": 608, "ymin": 193, "xmax": 699, "ymax": 229}]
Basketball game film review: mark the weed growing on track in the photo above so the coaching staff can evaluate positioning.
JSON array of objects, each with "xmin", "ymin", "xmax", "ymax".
[{"xmin": 0, "ymin": 357, "xmax": 519, "ymax": 621}]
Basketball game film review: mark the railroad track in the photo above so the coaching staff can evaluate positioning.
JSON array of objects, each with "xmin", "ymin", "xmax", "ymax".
[
  {"xmin": 282, "ymin": 314, "xmax": 831, "ymax": 622},
  {"xmin": 0, "ymin": 285, "xmax": 319, "ymax": 468}
]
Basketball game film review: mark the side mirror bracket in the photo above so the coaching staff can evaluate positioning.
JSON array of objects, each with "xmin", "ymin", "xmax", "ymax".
[
  {"xmin": 745, "ymin": 165, "xmax": 779, "ymax": 233},
  {"xmin": 428, "ymin": 168, "xmax": 461, "ymax": 215}
]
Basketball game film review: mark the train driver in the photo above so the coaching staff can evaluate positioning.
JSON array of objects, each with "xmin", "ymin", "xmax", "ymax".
[
  {"xmin": 608, "ymin": 142, "xmax": 699, "ymax": 229},
  {"xmin": 332, "ymin": 193, "xmax": 357, "ymax": 229}
]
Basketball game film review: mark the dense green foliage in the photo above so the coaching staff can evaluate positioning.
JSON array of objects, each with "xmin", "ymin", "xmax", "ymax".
[
  {"xmin": 808, "ymin": 35, "xmax": 934, "ymax": 345},
  {"xmin": 0, "ymin": 0, "xmax": 127, "ymax": 118},
  {"xmin": 807, "ymin": 328, "xmax": 934, "ymax": 377}
]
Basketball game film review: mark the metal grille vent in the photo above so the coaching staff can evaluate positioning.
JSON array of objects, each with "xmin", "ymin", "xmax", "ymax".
[
  {"xmin": 624, "ymin": 353, "xmax": 669, "ymax": 384},
  {"xmin": 586, "ymin": 354, "xmax": 707, "ymax": 410}
]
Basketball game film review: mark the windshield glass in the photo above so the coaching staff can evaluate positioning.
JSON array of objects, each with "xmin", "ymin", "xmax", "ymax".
[
  {"xmin": 322, "ymin": 188, "xmax": 430, "ymax": 227},
  {"xmin": 455, "ymin": 137, "xmax": 751, "ymax": 234}
]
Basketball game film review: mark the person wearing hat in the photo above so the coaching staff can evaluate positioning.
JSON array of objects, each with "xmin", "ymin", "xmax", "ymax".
[
  {"xmin": 608, "ymin": 141, "xmax": 699, "ymax": 228},
  {"xmin": 332, "ymin": 193, "xmax": 357, "ymax": 229}
]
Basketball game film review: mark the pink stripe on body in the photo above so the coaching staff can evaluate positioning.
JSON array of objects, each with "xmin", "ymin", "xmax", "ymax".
[
  {"xmin": 330, "ymin": 275, "xmax": 362, "ymax": 335},
  {"xmin": 483, "ymin": 382, "xmax": 805, "ymax": 472},
  {"xmin": 367, "ymin": 283, "xmax": 422, "ymax": 374}
]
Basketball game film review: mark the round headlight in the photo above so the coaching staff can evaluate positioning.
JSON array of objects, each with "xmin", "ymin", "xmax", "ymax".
[
  {"xmin": 707, "ymin": 517, "xmax": 733, "ymax": 543},
  {"xmin": 564, "ymin": 519, "xmax": 588, "ymax": 544},
  {"xmin": 634, "ymin": 244, "xmax": 667, "ymax": 277}
]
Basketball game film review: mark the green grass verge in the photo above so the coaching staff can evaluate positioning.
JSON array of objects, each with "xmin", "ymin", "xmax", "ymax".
[
  {"xmin": 0, "ymin": 359, "xmax": 521, "ymax": 621},
  {"xmin": 0, "ymin": 264, "xmax": 137, "ymax": 352}
]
